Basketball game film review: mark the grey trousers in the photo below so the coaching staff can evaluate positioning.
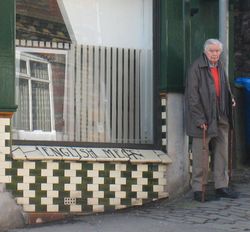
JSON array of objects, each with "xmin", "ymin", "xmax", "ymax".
[{"xmin": 192, "ymin": 118, "xmax": 229, "ymax": 191}]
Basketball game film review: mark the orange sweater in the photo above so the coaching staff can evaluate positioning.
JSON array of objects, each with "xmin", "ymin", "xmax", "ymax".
[{"xmin": 210, "ymin": 67, "xmax": 220, "ymax": 97}]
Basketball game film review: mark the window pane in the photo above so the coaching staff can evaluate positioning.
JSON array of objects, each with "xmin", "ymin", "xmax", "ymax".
[
  {"xmin": 13, "ymin": 78, "xmax": 30, "ymax": 130},
  {"xmin": 32, "ymin": 81, "xmax": 51, "ymax": 131},
  {"xmin": 20, "ymin": 60, "xmax": 27, "ymax": 74},
  {"xmin": 30, "ymin": 61, "xmax": 49, "ymax": 80}
]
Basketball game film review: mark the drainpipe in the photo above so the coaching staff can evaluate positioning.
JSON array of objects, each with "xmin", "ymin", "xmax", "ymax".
[{"xmin": 219, "ymin": 0, "xmax": 229, "ymax": 75}]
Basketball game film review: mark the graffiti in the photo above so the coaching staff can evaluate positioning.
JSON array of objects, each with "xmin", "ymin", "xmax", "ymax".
[{"xmin": 11, "ymin": 145, "xmax": 170, "ymax": 164}]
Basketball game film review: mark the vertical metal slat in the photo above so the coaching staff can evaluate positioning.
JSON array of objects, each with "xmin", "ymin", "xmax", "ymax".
[
  {"xmin": 111, "ymin": 48, "xmax": 117, "ymax": 142},
  {"xmin": 117, "ymin": 48, "xmax": 123, "ymax": 143},
  {"xmin": 129, "ymin": 49, "xmax": 135, "ymax": 142},
  {"xmin": 81, "ymin": 45, "xmax": 88, "ymax": 141},
  {"xmin": 99, "ymin": 46, "xmax": 105, "ymax": 142},
  {"xmin": 123, "ymin": 48, "xmax": 129, "ymax": 143},
  {"xmin": 87, "ymin": 46, "xmax": 94, "ymax": 141},
  {"xmin": 105, "ymin": 47, "xmax": 111, "ymax": 142}
]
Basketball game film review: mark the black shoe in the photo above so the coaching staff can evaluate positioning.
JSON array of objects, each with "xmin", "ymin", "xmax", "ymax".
[
  {"xmin": 193, "ymin": 191, "xmax": 220, "ymax": 202},
  {"xmin": 215, "ymin": 187, "xmax": 239, "ymax": 199}
]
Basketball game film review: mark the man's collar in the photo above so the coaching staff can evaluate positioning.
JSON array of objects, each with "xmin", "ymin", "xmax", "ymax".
[
  {"xmin": 208, "ymin": 62, "xmax": 218, "ymax": 68},
  {"xmin": 198, "ymin": 53, "xmax": 220, "ymax": 68}
]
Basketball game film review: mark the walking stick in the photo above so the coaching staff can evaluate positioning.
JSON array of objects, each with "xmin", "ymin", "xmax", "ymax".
[
  {"xmin": 229, "ymin": 105, "xmax": 235, "ymax": 183},
  {"xmin": 228, "ymin": 128, "xmax": 233, "ymax": 182},
  {"xmin": 202, "ymin": 127, "xmax": 208, "ymax": 202}
]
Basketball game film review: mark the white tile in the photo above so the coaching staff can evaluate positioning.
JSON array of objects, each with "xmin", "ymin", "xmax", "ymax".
[
  {"xmin": 65, "ymin": 183, "xmax": 76, "ymax": 191},
  {"xmin": 158, "ymin": 165, "xmax": 167, "ymax": 172},
  {"xmin": 23, "ymin": 204, "xmax": 35, "ymax": 212},
  {"xmin": 153, "ymin": 185, "xmax": 164, "ymax": 192},
  {"xmin": 115, "ymin": 177, "xmax": 126, "ymax": 185},
  {"xmin": 87, "ymin": 184, "xmax": 99, "ymax": 191},
  {"xmin": 0, "ymin": 169, "xmax": 5, "ymax": 176},
  {"xmin": 137, "ymin": 178, "xmax": 148, "ymax": 185},
  {"xmin": 110, "ymin": 170, "xmax": 121, "ymax": 178},
  {"xmin": 47, "ymin": 176, "xmax": 59, "ymax": 184},
  {"xmin": 115, "ymin": 163, "xmax": 127, "ymax": 171},
  {"xmin": 47, "ymin": 205, "xmax": 59, "ymax": 212},
  {"xmin": 1, "ymin": 147, "xmax": 10, "ymax": 154},
  {"xmin": 23, "ymin": 176, "xmax": 36, "ymax": 184},
  {"xmin": 158, "ymin": 178, "xmax": 167, "ymax": 185},
  {"xmin": 131, "ymin": 198, "xmax": 143, "ymax": 206},
  {"xmin": 16, "ymin": 197, "xmax": 29, "ymax": 205},
  {"xmin": 70, "ymin": 162, "xmax": 82, "ymax": 170},
  {"xmin": 131, "ymin": 171, "xmax": 143, "ymax": 178},
  {"xmin": 41, "ymin": 197, "xmax": 53, "ymax": 205},
  {"xmin": 131, "ymin": 185, "xmax": 142, "ymax": 192},
  {"xmin": 70, "ymin": 191, "xmax": 81, "ymax": 198},
  {"xmin": 136, "ymin": 192, "xmax": 148, "ymax": 199},
  {"xmin": 109, "ymin": 184, "xmax": 121, "ymax": 192},
  {"xmin": 0, "ymin": 133, "xmax": 10, "ymax": 140},
  {"xmin": 115, "ymin": 205, "xmax": 126, "ymax": 210},
  {"xmin": 109, "ymin": 198, "xmax": 121, "ymax": 206},
  {"xmin": 87, "ymin": 170, "xmax": 99, "ymax": 178},
  {"xmin": 92, "ymin": 191, "xmax": 104, "ymax": 198},
  {"xmin": 17, "ymin": 183, "xmax": 29, "ymax": 190},
  {"xmin": 70, "ymin": 205, "xmax": 82, "ymax": 212},
  {"xmin": 0, "ymin": 118, "xmax": 10, "ymax": 125},
  {"xmin": 161, "ymin": 98, "xmax": 166, "ymax": 106},
  {"xmin": 70, "ymin": 176, "xmax": 82, "ymax": 184},
  {"xmin": 0, "ymin": 141, "xmax": 6, "ymax": 147},
  {"xmin": 92, "ymin": 177, "xmax": 104, "ymax": 185},
  {"xmin": 137, "ymin": 165, "xmax": 148, "ymax": 172},
  {"xmin": 92, "ymin": 205, "xmax": 104, "ymax": 213},
  {"xmin": 115, "ymin": 191, "xmax": 126, "ymax": 198},
  {"xmin": 41, "ymin": 169, "xmax": 53, "ymax": 177},
  {"xmin": 17, "ymin": 169, "xmax": 30, "ymax": 176},
  {"xmin": 64, "ymin": 169, "xmax": 76, "ymax": 177},
  {"xmin": 23, "ymin": 190, "xmax": 35, "ymax": 198},
  {"xmin": 162, "ymin": 125, "xmax": 167, "ymax": 132},
  {"xmin": 47, "ymin": 162, "xmax": 59, "ymax": 170},
  {"xmin": 0, "ymin": 125, "xmax": 5, "ymax": 133},
  {"xmin": 23, "ymin": 162, "xmax": 36, "ymax": 169},
  {"xmin": 0, "ymin": 161, "xmax": 11, "ymax": 169},
  {"xmin": 158, "ymin": 192, "xmax": 169, "ymax": 199},
  {"xmin": 0, "ymin": 176, "xmax": 11, "ymax": 183},
  {"xmin": 153, "ymin": 172, "xmax": 164, "ymax": 178},
  {"xmin": 93, "ymin": 163, "xmax": 105, "ymax": 170},
  {"xmin": 47, "ymin": 191, "xmax": 59, "ymax": 198},
  {"xmin": 41, "ymin": 183, "xmax": 53, "ymax": 191},
  {"xmin": 87, "ymin": 198, "xmax": 98, "ymax": 205}
]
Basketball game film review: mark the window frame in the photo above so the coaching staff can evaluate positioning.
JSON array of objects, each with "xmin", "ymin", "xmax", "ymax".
[{"xmin": 13, "ymin": 47, "xmax": 68, "ymax": 140}]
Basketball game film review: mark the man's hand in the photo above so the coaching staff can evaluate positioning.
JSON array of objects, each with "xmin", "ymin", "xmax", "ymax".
[
  {"xmin": 232, "ymin": 98, "xmax": 236, "ymax": 107},
  {"xmin": 200, "ymin": 123, "xmax": 208, "ymax": 130}
]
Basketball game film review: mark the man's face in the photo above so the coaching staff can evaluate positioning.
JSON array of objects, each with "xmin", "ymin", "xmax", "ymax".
[{"xmin": 204, "ymin": 44, "xmax": 222, "ymax": 64}]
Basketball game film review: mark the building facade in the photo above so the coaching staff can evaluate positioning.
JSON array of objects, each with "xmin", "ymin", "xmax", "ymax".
[{"xmin": 0, "ymin": 0, "xmax": 236, "ymax": 226}]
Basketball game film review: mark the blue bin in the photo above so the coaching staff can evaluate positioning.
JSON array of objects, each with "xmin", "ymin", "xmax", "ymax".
[{"xmin": 235, "ymin": 77, "xmax": 250, "ymax": 151}]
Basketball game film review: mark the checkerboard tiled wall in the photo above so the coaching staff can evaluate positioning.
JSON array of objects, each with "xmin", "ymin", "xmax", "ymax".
[
  {"xmin": 0, "ymin": 117, "xmax": 169, "ymax": 214},
  {"xmin": 161, "ymin": 93, "xmax": 167, "ymax": 153}
]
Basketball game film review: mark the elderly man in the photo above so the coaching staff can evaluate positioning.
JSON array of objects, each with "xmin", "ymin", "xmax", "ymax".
[{"xmin": 185, "ymin": 39, "xmax": 238, "ymax": 202}]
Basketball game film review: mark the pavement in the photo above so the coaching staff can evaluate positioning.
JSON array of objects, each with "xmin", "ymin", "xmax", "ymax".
[{"xmin": 7, "ymin": 167, "xmax": 250, "ymax": 232}]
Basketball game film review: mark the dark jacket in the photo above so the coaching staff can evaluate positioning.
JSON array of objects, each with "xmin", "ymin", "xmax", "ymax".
[{"xmin": 184, "ymin": 53, "xmax": 233, "ymax": 138}]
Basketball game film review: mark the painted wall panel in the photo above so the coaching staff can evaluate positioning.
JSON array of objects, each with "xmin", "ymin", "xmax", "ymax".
[
  {"xmin": 0, "ymin": 0, "xmax": 17, "ymax": 112},
  {"xmin": 160, "ymin": 0, "xmax": 219, "ymax": 92}
]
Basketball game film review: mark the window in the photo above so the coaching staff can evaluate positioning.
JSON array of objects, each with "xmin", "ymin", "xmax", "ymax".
[
  {"xmin": 14, "ymin": 50, "xmax": 57, "ymax": 140},
  {"xmin": 15, "ymin": 0, "xmax": 153, "ymax": 144}
]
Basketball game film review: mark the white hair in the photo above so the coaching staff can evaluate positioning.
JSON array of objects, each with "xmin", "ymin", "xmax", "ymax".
[{"xmin": 203, "ymin": 39, "xmax": 223, "ymax": 52}]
